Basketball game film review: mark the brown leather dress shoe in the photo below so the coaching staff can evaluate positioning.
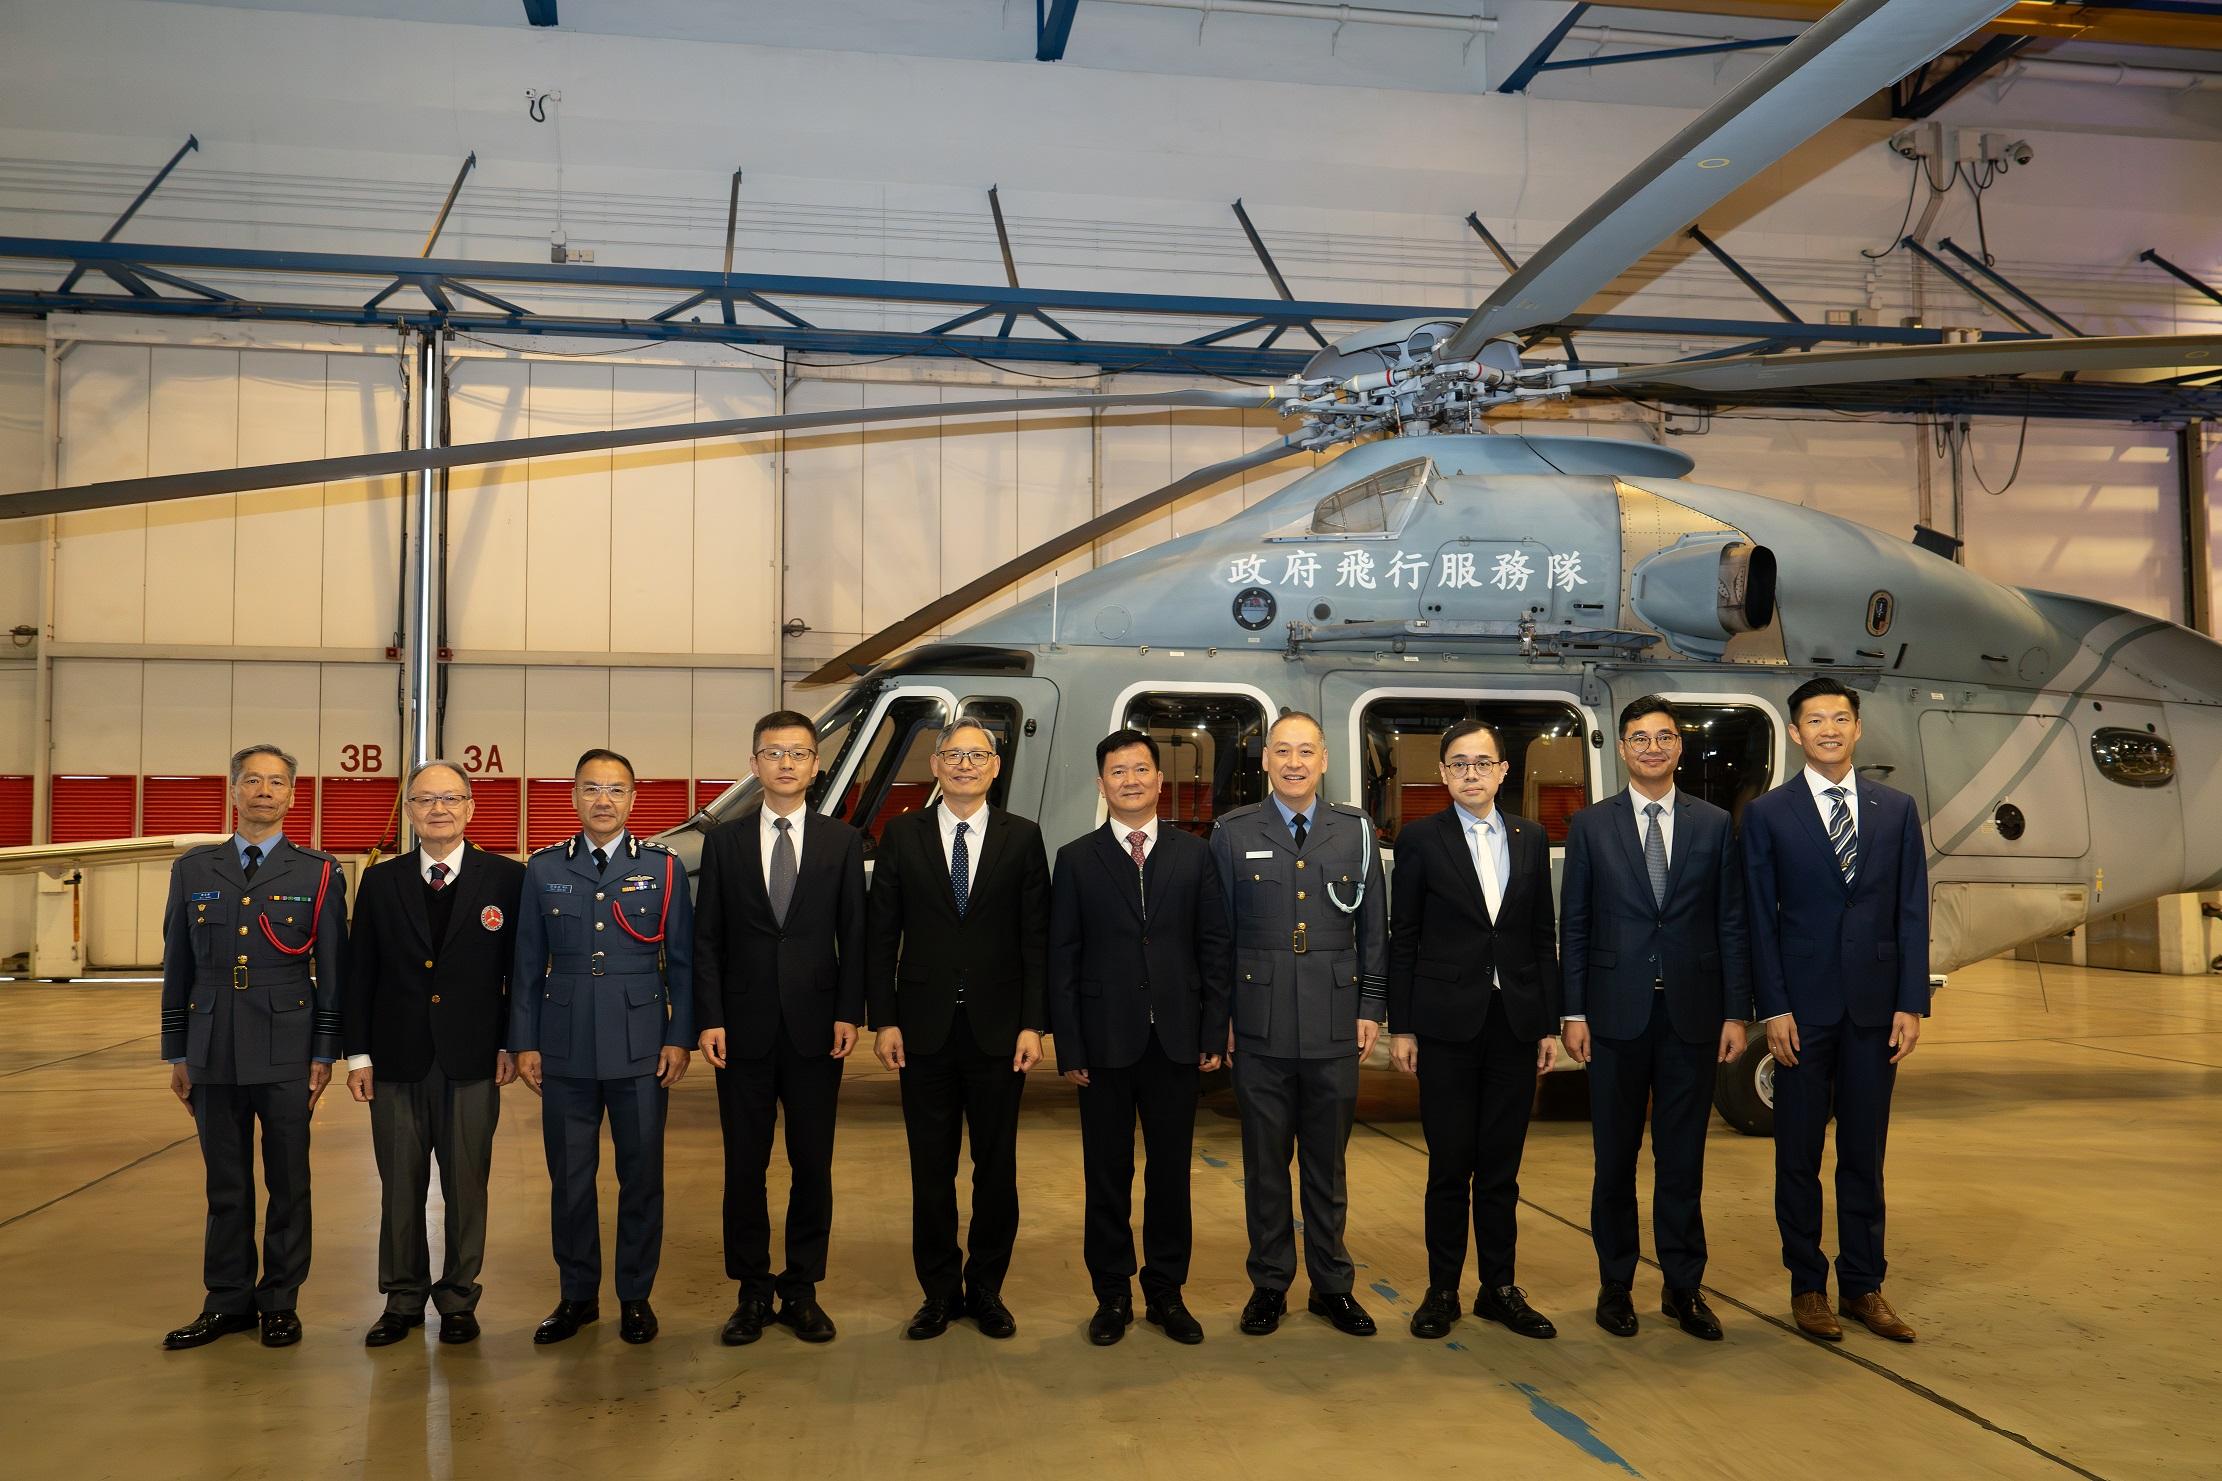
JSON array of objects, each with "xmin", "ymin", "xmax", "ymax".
[
  {"xmin": 1791, "ymin": 1291, "xmax": 1842, "ymax": 1341},
  {"xmin": 1841, "ymin": 1291, "xmax": 1916, "ymax": 1342}
]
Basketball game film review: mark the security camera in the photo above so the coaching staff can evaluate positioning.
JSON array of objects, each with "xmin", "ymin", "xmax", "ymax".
[
  {"xmin": 1889, "ymin": 122, "xmax": 1943, "ymax": 162},
  {"xmin": 1982, "ymin": 133, "xmax": 2034, "ymax": 167}
]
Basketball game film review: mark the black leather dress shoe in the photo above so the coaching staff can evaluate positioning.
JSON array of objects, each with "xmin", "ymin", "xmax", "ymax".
[
  {"xmin": 163, "ymin": 1312, "xmax": 257, "ymax": 1350},
  {"xmin": 906, "ymin": 1297, "xmax": 954, "ymax": 1340},
  {"xmin": 778, "ymin": 1298, "xmax": 837, "ymax": 1344},
  {"xmin": 1663, "ymin": 1287, "xmax": 1723, "ymax": 1341},
  {"xmin": 437, "ymin": 1311, "xmax": 480, "ymax": 1345},
  {"xmin": 1145, "ymin": 1296, "xmax": 1204, "ymax": 1345},
  {"xmin": 1307, "ymin": 1292, "xmax": 1377, "ymax": 1336},
  {"xmin": 1473, "ymin": 1285, "xmax": 1557, "ymax": 1340},
  {"xmin": 968, "ymin": 1290, "xmax": 1017, "ymax": 1340},
  {"xmin": 619, "ymin": 1299, "xmax": 658, "ymax": 1344},
  {"xmin": 1596, "ymin": 1282, "xmax": 1639, "ymax": 1338},
  {"xmin": 364, "ymin": 1312, "xmax": 424, "ymax": 1347},
  {"xmin": 533, "ymin": 1300, "xmax": 600, "ymax": 1345},
  {"xmin": 1409, "ymin": 1288, "xmax": 1461, "ymax": 1340},
  {"xmin": 1239, "ymin": 1287, "xmax": 1287, "ymax": 1336},
  {"xmin": 1087, "ymin": 1295, "xmax": 1133, "ymax": 1346},
  {"xmin": 722, "ymin": 1297, "xmax": 772, "ymax": 1346},
  {"xmin": 260, "ymin": 1310, "xmax": 302, "ymax": 1348}
]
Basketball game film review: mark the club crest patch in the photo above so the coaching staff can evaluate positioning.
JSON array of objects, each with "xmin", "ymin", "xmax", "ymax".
[{"xmin": 481, "ymin": 905, "xmax": 505, "ymax": 931}]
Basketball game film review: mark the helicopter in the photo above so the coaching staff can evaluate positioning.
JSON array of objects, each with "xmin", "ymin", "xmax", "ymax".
[{"xmin": 7, "ymin": 0, "xmax": 2222, "ymax": 1135}]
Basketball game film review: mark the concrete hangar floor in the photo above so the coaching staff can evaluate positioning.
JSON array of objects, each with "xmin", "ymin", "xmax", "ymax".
[{"xmin": 2, "ymin": 956, "xmax": 2215, "ymax": 1481}]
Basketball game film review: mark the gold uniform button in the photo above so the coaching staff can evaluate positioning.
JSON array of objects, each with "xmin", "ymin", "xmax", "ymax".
[
  {"xmin": 594, "ymin": 921, "xmax": 605, "ymax": 932},
  {"xmin": 430, "ymin": 994, "xmax": 441, "ymax": 1004},
  {"xmin": 424, "ymin": 959, "xmax": 435, "ymax": 970},
  {"xmin": 1296, "ymin": 860, "xmax": 1306, "ymax": 870},
  {"xmin": 242, "ymin": 896, "xmax": 252, "ymax": 905},
  {"xmin": 1297, "ymin": 891, "xmax": 1307, "ymax": 900},
  {"xmin": 236, "ymin": 955, "xmax": 247, "ymax": 965},
  {"xmin": 238, "ymin": 926, "xmax": 249, "ymax": 936}
]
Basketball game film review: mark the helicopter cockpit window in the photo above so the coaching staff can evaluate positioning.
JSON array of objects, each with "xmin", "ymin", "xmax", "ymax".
[
  {"xmin": 1121, "ymin": 691, "xmax": 1268, "ymax": 836},
  {"xmin": 1663, "ymin": 704, "xmax": 1775, "ymax": 826},
  {"xmin": 1270, "ymin": 458, "xmax": 1433, "ymax": 543},
  {"xmin": 1360, "ymin": 697, "xmax": 1591, "ymax": 846},
  {"xmin": 2090, "ymin": 727, "xmax": 2174, "ymax": 789}
]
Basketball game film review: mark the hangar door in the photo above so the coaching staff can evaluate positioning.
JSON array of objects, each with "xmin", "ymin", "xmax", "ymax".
[{"xmin": 1918, "ymin": 711, "xmax": 2090, "ymax": 858}]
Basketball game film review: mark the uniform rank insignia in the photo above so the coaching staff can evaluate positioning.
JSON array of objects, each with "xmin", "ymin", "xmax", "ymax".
[
  {"xmin": 542, "ymin": 882, "xmax": 574, "ymax": 894},
  {"xmin": 480, "ymin": 905, "xmax": 505, "ymax": 931},
  {"xmin": 619, "ymin": 872, "xmax": 657, "ymax": 893}
]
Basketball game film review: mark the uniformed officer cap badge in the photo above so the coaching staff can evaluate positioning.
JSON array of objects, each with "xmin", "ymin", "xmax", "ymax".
[{"xmin": 481, "ymin": 905, "xmax": 504, "ymax": 931}]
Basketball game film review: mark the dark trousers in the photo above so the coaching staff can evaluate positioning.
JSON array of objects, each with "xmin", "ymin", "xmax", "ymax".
[
  {"xmin": 540, "ymin": 1073, "xmax": 666, "ymax": 1302},
  {"xmin": 1077, "ymin": 1031, "xmax": 1199, "ymax": 1302},
  {"xmin": 192, "ymin": 1077, "xmax": 312, "ymax": 1314},
  {"xmin": 898, "ymin": 1008, "xmax": 1026, "ymax": 1303},
  {"xmin": 1773, "ymin": 1015, "xmax": 1896, "ymax": 1299},
  {"xmin": 1587, "ymin": 994, "xmax": 1716, "ymax": 1291},
  {"xmin": 1233, "ymin": 1048, "xmax": 1358, "ymax": 1295},
  {"xmin": 368, "ymin": 1062, "xmax": 500, "ymax": 1316},
  {"xmin": 1417, "ymin": 992, "xmax": 1535, "ymax": 1293},
  {"xmin": 714, "ymin": 1025, "xmax": 844, "ymax": 1304}
]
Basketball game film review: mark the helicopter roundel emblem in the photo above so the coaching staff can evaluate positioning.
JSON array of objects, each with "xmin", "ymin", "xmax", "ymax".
[
  {"xmin": 1865, "ymin": 590, "xmax": 1894, "ymax": 637},
  {"xmin": 1232, "ymin": 586, "xmax": 1277, "ymax": 631}
]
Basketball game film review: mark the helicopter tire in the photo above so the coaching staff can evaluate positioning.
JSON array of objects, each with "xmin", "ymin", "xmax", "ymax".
[{"xmin": 1714, "ymin": 1034, "xmax": 1776, "ymax": 1138}]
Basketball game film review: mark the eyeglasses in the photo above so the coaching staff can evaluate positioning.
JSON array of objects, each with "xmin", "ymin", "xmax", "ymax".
[
  {"xmin": 407, "ymin": 792, "xmax": 469, "ymax": 808},
  {"xmin": 754, "ymin": 747, "xmax": 817, "ymax": 764},
  {"xmin": 1442, "ymin": 758, "xmax": 1505, "ymax": 777},
  {"xmin": 1622, "ymin": 732, "xmax": 1683, "ymax": 752},
  {"xmin": 574, "ymin": 783, "xmax": 633, "ymax": 800},
  {"xmin": 936, "ymin": 749, "xmax": 996, "ymax": 768}
]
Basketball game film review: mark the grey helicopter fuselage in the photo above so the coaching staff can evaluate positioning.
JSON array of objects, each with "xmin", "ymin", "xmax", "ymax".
[{"xmin": 677, "ymin": 430, "xmax": 2222, "ymax": 979}]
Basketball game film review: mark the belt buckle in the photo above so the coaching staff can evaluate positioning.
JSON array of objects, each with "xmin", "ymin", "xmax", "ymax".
[
  {"xmin": 1291, "ymin": 923, "xmax": 1308, "ymax": 955},
  {"xmin": 589, "ymin": 952, "xmax": 607, "ymax": 978},
  {"xmin": 233, "ymin": 963, "xmax": 249, "ymax": 991}
]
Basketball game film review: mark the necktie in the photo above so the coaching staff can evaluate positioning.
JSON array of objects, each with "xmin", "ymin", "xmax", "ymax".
[
  {"xmin": 1472, "ymin": 818, "xmax": 1503, "ymax": 920},
  {"xmin": 1642, "ymin": 802, "xmax": 1669, "ymax": 909},
  {"xmin": 428, "ymin": 861, "xmax": 449, "ymax": 892},
  {"xmin": 1127, "ymin": 829, "xmax": 1148, "ymax": 913},
  {"xmin": 951, "ymin": 821, "xmax": 971, "ymax": 918},
  {"xmin": 242, "ymin": 843, "xmax": 262, "ymax": 883},
  {"xmin": 1291, "ymin": 813, "xmax": 1308, "ymax": 853},
  {"xmin": 1825, "ymin": 786, "xmax": 1859, "ymax": 886},
  {"xmin": 768, "ymin": 817, "xmax": 798, "ymax": 926},
  {"xmin": 590, "ymin": 845, "xmax": 608, "ymax": 875}
]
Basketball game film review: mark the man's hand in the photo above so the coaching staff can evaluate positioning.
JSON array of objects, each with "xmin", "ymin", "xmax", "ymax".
[
  {"xmin": 1536, "ymin": 1036, "xmax": 1559, "ymax": 1073},
  {"xmin": 1226, "ymin": 1022, "xmax": 1236, "ymax": 1061},
  {"xmin": 1389, "ymin": 1034, "xmax": 1418, "ymax": 1074},
  {"xmin": 875, "ymin": 1026, "xmax": 906, "ymax": 1071},
  {"xmin": 1356, "ymin": 1019, "xmax": 1382, "ymax": 1059},
  {"xmin": 1197, "ymin": 1054, "xmax": 1222, "ymax": 1073},
  {"xmin": 1560, "ymin": 1020, "xmax": 1592, "ymax": 1065},
  {"xmin": 1764, "ymin": 1015, "xmax": 1800, "ymax": 1069},
  {"xmin": 1888, "ymin": 1010, "xmax": 1922, "ymax": 1064},
  {"xmin": 307, "ymin": 1061, "xmax": 332, "ymax": 1111},
  {"xmin": 515, "ymin": 1049, "xmax": 544, "ymax": 1095},
  {"xmin": 495, "ymin": 1050, "xmax": 517, "ymax": 1087},
  {"xmin": 1013, "ymin": 1030, "xmax": 1043, "ymax": 1073},
  {"xmin": 347, "ymin": 1066, "xmax": 374, "ymax": 1103},
  {"xmin": 1718, "ymin": 1019, "xmax": 1748, "ymax": 1065},
  {"xmin": 831, "ymin": 1021, "xmax": 858, "ymax": 1060},
  {"xmin": 169, "ymin": 1062, "xmax": 194, "ymax": 1115},
  {"xmin": 1063, "ymin": 1067, "xmax": 1091, "ymax": 1087},
  {"xmin": 699, "ymin": 1027, "xmax": 728, "ymax": 1070},
  {"xmin": 657, "ymin": 1045, "xmax": 690, "ymax": 1088}
]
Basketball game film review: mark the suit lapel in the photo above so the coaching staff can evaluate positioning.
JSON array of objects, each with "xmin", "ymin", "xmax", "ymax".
[
  {"xmin": 1658, "ymin": 792, "xmax": 1698, "ymax": 909},
  {"xmin": 396, "ymin": 846, "xmax": 433, "ymax": 949},
  {"xmin": 963, "ymin": 809, "xmax": 1003, "ymax": 904},
  {"xmin": 1095, "ymin": 823, "xmax": 1146, "ymax": 923},
  {"xmin": 1609, "ymin": 792, "xmax": 1653, "ymax": 905},
  {"xmin": 438, "ymin": 844, "xmax": 484, "ymax": 951},
  {"xmin": 1439, "ymin": 810, "xmax": 1492, "ymax": 923},
  {"xmin": 211, "ymin": 838, "xmax": 251, "ymax": 892},
  {"xmin": 736, "ymin": 806, "xmax": 775, "ymax": 919},
  {"xmin": 1784, "ymin": 779, "xmax": 1849, "ymax": 895}
]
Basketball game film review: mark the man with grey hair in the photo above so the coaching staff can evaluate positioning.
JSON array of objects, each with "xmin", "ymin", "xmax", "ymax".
[
  {"xmin": 160, "ymin": 744, "xmax": 347, "ymax": 1350},
  {"xmin": 342, "ymin": 759, "xmax": 525, "ymax": 1346}
]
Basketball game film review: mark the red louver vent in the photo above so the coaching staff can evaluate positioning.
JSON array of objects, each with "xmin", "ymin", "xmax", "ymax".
[
  {"xmin": 321, "ymin": 777, "xmax": 401, "ymax": 853},
  {"xmin": 144, "ymin": 776, "xmax": 227, "ymax": 834},
  {"xmin": 285, "ymin": 775, "xmax": 318, "ymax": 848},
  {"xmin": 50, "ymin": 775, "xmax": 135, "ymax": 842},
  {"xmin": 695, "ymin": 779, "xmax": 735, "ymax": 814},
  {"xmin": 0, "ymin": 776, "xmax": 31, "ymax": 846},
  {"xmin": 463, "ymin": 776, "xmax": 523, "ymax": 854},
  {"xmin": 1533, "ymin": 783, "xmax": 1585, "ymax": 843},
  {"xmin": 525, "ymin": 779, "xmax": 578, "ymax": 851},
  {"xmin": 1399, "ymin": 783, "xmax": 1453, "ymax": 827},
  {"xmin": 628, "ymin": 779, "xmax": 690, "ymax": 839}
]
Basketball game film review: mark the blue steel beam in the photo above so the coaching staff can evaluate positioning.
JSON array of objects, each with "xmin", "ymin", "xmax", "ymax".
[
  {"xmin": 1686, "ymin": 225, "xmax": 1802, "ymax": 323},
  {"xmin": 1894, "ymin": 34, "xmax": 2033, "ymax": 120},
  {"xmin": 56, "ymin": 134, "xmax": 198, "ymax": 294},
  {"xmin": 1902, "ymin": 238, "xmax": 2043, "ymax": 334},
  {"xmin": 1935, "ymin": 237, "xmax": 2083, "ymax": 336},
  {"xmin": 1037, "ymin": 0, "xmax": 1081, "ymax": 61},
  {"xmin": 2140, "ymin": 248, "xmax": 2222, "ymax": 309},
  {"xmin": 522, "ymin": 0, "xmax": 557, "ymax": 27},
  {"xmin": 1497, "ymin": 3, "xmax": 1590, "ymax": 94},
  {"xmin": 1536, "ymin": 34, "xmax": 1794, "ymax": 72}
]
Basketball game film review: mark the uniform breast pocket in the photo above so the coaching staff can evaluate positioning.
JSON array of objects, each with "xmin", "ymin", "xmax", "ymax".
[
  {"xmin": 623, "ymin": 893, "xmax": 664, "ymax": 936},
  {"xmin": 541, "ymin": 899, "xmax": 582, "ymax": 951},
  {"xmin": 191, "ymin": 911, "xmax": 227, "ymax": 965},
  {"xmin": 1236, "ymin": 860, "xmax": 1286, "ymax": 913}
]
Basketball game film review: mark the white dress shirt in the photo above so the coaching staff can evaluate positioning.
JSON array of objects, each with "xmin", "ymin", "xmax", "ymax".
[
  {"xmin": 936, "ymin": 800, "xmax": 991, "ymax": 874},
  {"xmin": 1109, "ymin": 814, "xmax": 1159, "ymax": 862},
  {"xmin": 348, "ymin": 840, "xmax": 470, "ymax": 1071},
  {"xmin": 760, "ymin": 799, "xmax": 808, "ymax": 883}
]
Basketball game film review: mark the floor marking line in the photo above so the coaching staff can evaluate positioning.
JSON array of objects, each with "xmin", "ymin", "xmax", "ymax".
[
  {"xmin": 0, "ymin": 1033, "xmax": 159, "ymax": 1078},
  {"xmin": 0, "ymin": 1132, "xmax": 197, "ymax": 1232},
  {"xmin": 2054, "ymin": 1041, "xmax": 2222, "ymax": 1072}
]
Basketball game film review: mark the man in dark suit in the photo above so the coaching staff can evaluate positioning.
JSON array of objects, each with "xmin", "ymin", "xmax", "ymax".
[
  {"xmin": 159, "ymin": 743, "xmax": 345, "ymax": 1351},
  {"xmin": 1387, "ymin": 719, "xmax": 1561, "ymax": 1342},
  {"xmin": 868, "ymin": 720, "xmax": 1051, "ymax": 1341},
  {"xmin": 695, "ymin": 709, "xmax": 866, "ymax": 1347},
  {"xmin": 1743, "ymin": 677, "xmax": 1929, "ymax": 1344},
  {"xmin": 1048, "ymin": 729, "xmax": 1232, "ymax": 1346},
  {"xmin": 1559, "ymin": 697, "xmax": 1751, "ymax": 1342},
  {"xmin": 342, "ymin": 759, "xmax": 524, "ymax": 1347}
]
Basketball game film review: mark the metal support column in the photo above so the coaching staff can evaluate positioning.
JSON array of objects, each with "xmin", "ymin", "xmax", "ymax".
[
  {"xmin": 402, "ymin": 330, "xmax": 445, "ymax": 796},
  {"xmin": 2183, "ymin": 421, "xmax": 2213, "ymax": 635}
]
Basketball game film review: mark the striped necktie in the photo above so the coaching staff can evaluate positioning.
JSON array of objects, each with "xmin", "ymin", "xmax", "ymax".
[{"xmin": 1824, "ymin": 786, "xmax": 1859, "ymax": 886}]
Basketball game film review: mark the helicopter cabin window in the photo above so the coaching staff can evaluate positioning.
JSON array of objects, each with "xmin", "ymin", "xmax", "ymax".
[
  {"xmin": 1270, "ymin": 458, "xmax": 1433, "ymax": 542},
  {"xmin": 833, "ymin": 695, "xmax": 1023, "ymax": 853},
  {"xmin": 1359, "ymin": 697, "xmax": 1591, "ymax": 847},
  {"xmin": 1663, "ymin": 704, "xmax": 1775, "ymax": 826},
  {"xmin": 1120, "ymin": 691, "xmax": 1268, "ymax": 836}
]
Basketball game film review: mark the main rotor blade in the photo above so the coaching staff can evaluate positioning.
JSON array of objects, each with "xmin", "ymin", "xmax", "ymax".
[
  {"xmin": 801, "ymin": 435, "xmax": 1306, "ymax": 687},
  {"xmin": 1439, "ymin": 0, "xmax": 2012, "ymax": 359},
  {"xmin": 0, "ymin": 386, "xmax": 1287, "ymax": 521},
  {"xmin": 1569, "ymin": 333, "xmax": 2222, "ymax": 395}
]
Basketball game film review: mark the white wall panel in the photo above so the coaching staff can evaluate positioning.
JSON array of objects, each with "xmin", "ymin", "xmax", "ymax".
[
  {"xmin": 873, "ymin": 383, "xmax": 950, "ymax": 632},
  {"xmin": 50, "ymin": 658, "xmax": 141, "ymax": 772},
  {"xmin": 0, "ymin": 664, "xmax": 33, "ymax": 772},
  {"xmin": 691, "ymin": 369, "xmax": 778, "ymax": 655},
  {"xmin": 609, "ymin": 668, "xmax": 692, "ymax": 777},
  {"xmin": 1679, "ymin": 418, "xmax": 1922, "ymax": 538},
  {"xmin": 315, "ymin": 662, "xmax": 400, "ymax": 777},
  {"xmin": 524, "ymin": 362, "xmax": 613, "ymax": 653},
  {"xmin": 1013, "ymin": 393, "xmax": 1095, "ymax": 604},
  {"xmin": 235, "ymin": 351, "xmax": 331, "ymax": 641},
  {"xmin": 141, "ymin": 348, "xmax": 239, "ymax": 648},
  {"xmin": 782, "ymin": 379, "xmax": 865, "ymax": 642},
  {"xmin": 54, "ymin": 344, "xmax": 149, "ymax": 643},
  {"xmin": 609, "ymin": 365, "xmax": 698, "ymax": 654},
  {"xmin": 523, "ymin": 667, "xmax": 611, "ymax": 776},
  {"xmin": 0, "ymin": 346, "xmax": 43, "ymax": 634},
  {"xmin": 1961, "ymin": 422, "xmax": 2183, "ymax": 623},
  {"xmin": 1097, "ymin": 410, "xmax": 1174, "ymax": 566},
  {"xmin": 1168, "ymin": 413, "xmax": 1248, "ymax": 538},
  {"xmin": 140, "ymin": 661, "xmax": 232, "ymax": 774},
  {"xmin": 229, "ymin": 662, "xmax": 322, "ymax": 774},
  {"xmin": 319, "ymin": 354, "xmax": 404, "ymax": 649},
  {"xmin": 447, "ymin": 356, "xmax": 532, "ymax": 651},
  {"xmin": 441, "ymin": 665, "xmax": 525, "ymax": 782},
  {"xmin": 692, "ymin": 668, "xmax": 774, "ymax": 783}
]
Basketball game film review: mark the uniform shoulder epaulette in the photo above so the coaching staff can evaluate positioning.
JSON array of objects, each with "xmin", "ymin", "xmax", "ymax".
[
  {"xmin": 290, "ymin": 843, "xmax": 339, "ymax": 863},
  {"xmin": 528, "ymin": 839, "xmax": 569, "ymax": 857},
  {"xmin": 1326, "ymin": 800, "xmax": 1371, "ymax": 819},
  {"xmin": 1217, "ymin": 801, "xmax": 1263, "ymax": 823},
  {"xmin": 638, "ymin": 838, "xmax": 675, "ymax": 854},
  {"xmin": 180, "ymin": 840, "xmax": 229, "ymax": 860}
]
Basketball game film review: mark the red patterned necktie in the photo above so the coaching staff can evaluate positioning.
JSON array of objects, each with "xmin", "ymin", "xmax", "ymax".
[
  {"xmin": 428, "ymin": 861, "xmax": 449, "ymax": 892},
  {"xmin": 1127, "ymin": 830, "xmax": 1147, "ymax": 911}
]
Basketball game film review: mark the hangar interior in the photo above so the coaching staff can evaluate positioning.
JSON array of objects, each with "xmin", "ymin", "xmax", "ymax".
[{"xmin": 2, "ymin": 3, "xmax": 2220, "ymax": 1479}]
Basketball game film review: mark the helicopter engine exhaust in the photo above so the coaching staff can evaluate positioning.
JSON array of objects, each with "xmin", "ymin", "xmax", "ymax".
[{"xmin": 1628, "ymin": 537, "xmax": 1778, "ymax": 656}]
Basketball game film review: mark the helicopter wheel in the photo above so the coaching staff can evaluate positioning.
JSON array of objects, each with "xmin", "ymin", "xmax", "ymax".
[{"xmin": 1714, "ymin": 1034, "xmax": 1776, "ymax": 1138}]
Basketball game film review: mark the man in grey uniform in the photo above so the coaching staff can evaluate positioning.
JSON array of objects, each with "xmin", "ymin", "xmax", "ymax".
[
  {"xmin": 159, "ymin": 744, "xmax": 346, "ymax": 1350},
  {"xmin": 1209, "ymin": 711, "xmax": 1387, "ymax": 1338}
]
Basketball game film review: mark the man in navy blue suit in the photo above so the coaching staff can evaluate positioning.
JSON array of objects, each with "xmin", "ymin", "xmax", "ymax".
[
  {"xmin": 1560, "ymin": 696, "xmax": 1751, "ymax": 1342},
  {"xmin": 1741, "ymin": 677, "xmax": 1929, "ymax": 1343}
]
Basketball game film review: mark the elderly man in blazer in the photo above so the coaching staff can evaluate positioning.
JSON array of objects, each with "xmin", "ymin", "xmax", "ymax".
[
  {"xmin": 868, "ymin": 720, "xmax": 1052, "ymax": 1341},
  {"xmin": 694, "ymin": 709, "xmax": 867, "ymax": 1347},
  {"xmin": 342, "ymin": 759, "xmax": 524, "ymax": 1347},
  {"xmin": 1559, "ymin": 697, "xmax": 1751, "ymax": 1343},
  {"xmin": 1743, "ymin": 676, "xmax": 1930, "ymax": 1344},
  {"xmin": 1387, "ymin": 718, "xmax": 1561, "ymax": 1343},
  {"xmin": 1049, "ymin": 729, "xmax": 1232, "ymax": 1346}
]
